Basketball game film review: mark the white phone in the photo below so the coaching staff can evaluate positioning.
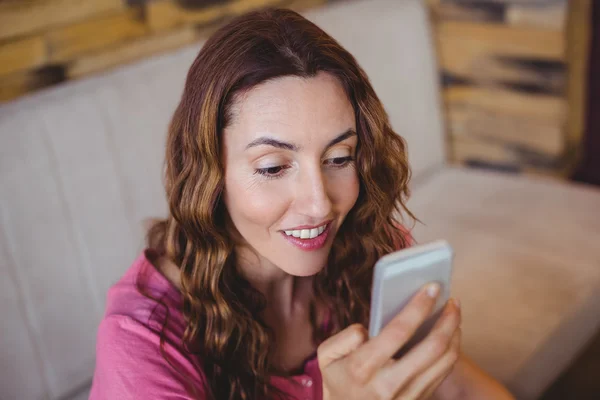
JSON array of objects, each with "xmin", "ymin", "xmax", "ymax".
[{"xmin": 368, "ymin": 240, "xmax": 454, "ymax": 357}]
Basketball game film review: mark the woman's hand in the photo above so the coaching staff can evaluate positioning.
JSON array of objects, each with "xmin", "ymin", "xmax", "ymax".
[{"xmin": 318, "ymin": 283, "xmax": 461, "ymax": 400}]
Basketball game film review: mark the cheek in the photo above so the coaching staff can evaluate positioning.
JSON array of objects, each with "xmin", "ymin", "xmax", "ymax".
[
  {"xmin": 224, "ymin": 173, "xmax": 288, "ymax": 228},
  {"xmin": 328, "ymin": 167, "xmax": 360, "ymax": 211}
]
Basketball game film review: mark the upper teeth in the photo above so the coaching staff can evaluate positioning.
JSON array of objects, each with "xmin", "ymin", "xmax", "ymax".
[{"xmin": 284, "ymin": 224, "xmax": 327, "ymax": 239}]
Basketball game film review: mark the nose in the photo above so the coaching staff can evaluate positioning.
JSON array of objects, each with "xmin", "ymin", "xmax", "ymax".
[{"xmin": 294, "ymin": 166, "xmax": 333, "ymax": 220}]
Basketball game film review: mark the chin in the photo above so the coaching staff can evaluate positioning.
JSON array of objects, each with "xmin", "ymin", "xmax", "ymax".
[
  {"xmin": 289, "ymin": 265, "xmax": 325, "ymax": 277},
  {"xmin": 280, "ymin": 253, "xmax": 329, "ymax": 277},
  {"xmin": 274, "ymin": 225, "xmax": 337, "ymax": 276}
]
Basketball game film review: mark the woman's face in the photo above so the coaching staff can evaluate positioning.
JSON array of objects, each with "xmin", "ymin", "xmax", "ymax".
[{"xmin": 222, "ymin": 72, "xmax": 360, "ymax": 277}]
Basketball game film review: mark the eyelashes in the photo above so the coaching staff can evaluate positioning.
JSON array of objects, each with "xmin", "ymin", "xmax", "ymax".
[
  {"xmin": 254, "ymin": 156, "xmax": 354, "ymax": 180},
  {"xmin": 255, "ymin": 165, "xmax": 289, "ymax": 177}
]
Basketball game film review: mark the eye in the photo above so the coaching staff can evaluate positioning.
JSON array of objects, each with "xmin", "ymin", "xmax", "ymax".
[
  {"xmin": 254, "ymin": 165, "xmax": 289, "ymax": 179},
  {"xmin": 324, "ymin": 156, "xmax": 354, "ymax": 168}
]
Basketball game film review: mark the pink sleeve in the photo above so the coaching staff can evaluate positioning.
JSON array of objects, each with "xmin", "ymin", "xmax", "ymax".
[
  {"xmin": 389, "ymin": 221, "xmax": 415, "ymax": 250},
  {"xmin": 89, "ymin": 315, "xmax": 205, "ymax": 400}
]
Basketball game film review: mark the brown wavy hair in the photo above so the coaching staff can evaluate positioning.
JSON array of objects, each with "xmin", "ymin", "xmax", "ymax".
[{"xmin": 144, "ymin": 7, "xmax": 414, "ymax": 400}]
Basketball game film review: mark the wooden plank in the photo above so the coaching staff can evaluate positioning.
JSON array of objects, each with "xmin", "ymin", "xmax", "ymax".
[
  {"xmin": 564, "ymin": 0, "xmax": 592, "ymax": 169},
  {"xmin": 0, "ymin": 67, "xmax": 65, "ymax": 103},
  {"xmin": 284, "ymin": 0, "xmax": 328, "ymax": 13},
  {"xmin": 451, "ymin": 135, "xmax": 519, "ymax": 167},
  {"xmin": 447, "ymin": 105, "xmax": 564, "ymax": 157},
  {"xmin": 437, "ymin": 21, "xmax": 565, "ymax": 64},
  {"xmin": 451, "ymin": 135, "xmax": 563, "ymax": 175},
  {"xmin": 68, "ymin": 26, "xmax": 198, "ymax": 78},
  {"xmin": 430, "ymin": 1, "xmax": 505, "ymax": 23},
  {"xmin": 0, "ymin": 72, "xmax": 31, "ymax": 103},
  {"xmin": 0, "ymin": 0, "xmax": 124, "ymax": 41},
  {"xmin": 147, "ymin": 0, "xmax": 285, "ymax": 31},
  {"xmin": 506, "ymin": 3, "xmax": 567, "ymax": 30},
  {"xmin": 444, "ymin": 86, "xmax": 567, "ymax": 123},
  {"xmin": 0, "ymin": 36, "xmax": 46, "ymax": 77},
  {"xmin": 47, "ymin": 9, "xmax": 148, "ymax": 63},
  {"xmin": 440, "ymin": 50, "xmax": 566, "ymax": 92}
]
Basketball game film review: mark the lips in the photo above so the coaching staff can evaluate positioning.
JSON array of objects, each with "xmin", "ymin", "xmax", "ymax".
[{"xmin": 281, "ymin": 222, "xmax": 332, "ymax": 251}]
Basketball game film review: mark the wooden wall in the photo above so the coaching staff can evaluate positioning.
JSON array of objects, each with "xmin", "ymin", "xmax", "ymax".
[
  {"xmin": 427, "ymin": 0, "xmax": 592, "ymax": 177},
  {"xmin": 0, "ymin": 0, "xmax": 330, "ymax": 103}
]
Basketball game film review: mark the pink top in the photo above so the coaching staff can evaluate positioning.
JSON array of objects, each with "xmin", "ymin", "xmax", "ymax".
[{"xmin": 89, "ymin": 251, "xmax": 323, "ymax": 399}]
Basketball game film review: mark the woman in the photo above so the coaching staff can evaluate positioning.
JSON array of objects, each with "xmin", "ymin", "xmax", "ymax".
[{"xmin": 90, "ymin": 7, "xmax": 515, "ymax": 400}]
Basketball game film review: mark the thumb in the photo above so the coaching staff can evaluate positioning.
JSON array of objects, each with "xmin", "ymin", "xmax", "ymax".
[{"xmin": 318, "ymin": 324, "xmax": 368, "ymax": 369}]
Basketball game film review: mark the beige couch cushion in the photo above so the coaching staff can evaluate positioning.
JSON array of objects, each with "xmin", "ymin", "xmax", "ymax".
[
  {"xmin": 409, "ymin": 167, "xmax": 600, "ymax": 399},
  {"xmin": 0, "ymin": 49, "xmax": 193, "ymax": 400}
]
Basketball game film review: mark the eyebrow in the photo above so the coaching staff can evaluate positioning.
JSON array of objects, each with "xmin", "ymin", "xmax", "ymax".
[{"xmin": 245, "ymin": 128, "xmax": 357, "ymax": 151}]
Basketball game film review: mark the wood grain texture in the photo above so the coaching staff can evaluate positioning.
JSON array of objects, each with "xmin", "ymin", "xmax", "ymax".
[
  {"xmin": 147, "ymin": 0, "xmax": 285, "ymax": 31},
  {"xmin": 0, "ymin": 0, "xmax": 124, "ymax": 40},
  {"xmin": 0, "ymin": 66, "xmax": 65, "ymax": 102},
  {"xmin": 506, "ymin": 2, "xmax": 566, "ymax": 30},
  {"xmin": 437, "ymin": 21, "xmax": 565, "ymax": 63},
  {"xmin": 451, "ymin": 135, "xmax": 563, "ymax": 174},
  {"xmin": 0, "ymin": 36, "xmax": 46, "ymax": 77},
  {"xmin": 430, "ymin": 1, "xmax": 505, "ymax": 23},
  {"xmin": 68, "ymin": 26, "xmax": 198, "ymax": 78},
  {"xmin": 428, "ymin": 0, "xmax": 588, "ymax": 176},
  {"xmin": 47, "ymin": 8, "xmax": 148, "ymax": 63},
  {"xmin": 447, "ymin": 105, "xmax": 564, "ymax": 156},
  {"xmin": 285, "ymin": 0, "xmax": 328, "ymax": 13},
  {"xmin": 564, "ymin": 0, "xmax": 592, "ymax": 173},
  {"xmin": 0, "ymin": 0, "xmax": 331, "ymax": 102},
  {"xmin": 451, "ymin": 135, "xmax": 518, "ymax": 168},
  {"xmin": 444, "ymin": 86, "xmax": 567, "ymax": 122},
  {"xmin": 440, "ymin": 53, "xmax": 566, "ymax": 92},
  {"xmin": 432, "ymin": 0, "xmax": 567, "ymax": 29},
  {"xmin": 0, "ymin": 71, "xmax": 31, "ymax": 102}
]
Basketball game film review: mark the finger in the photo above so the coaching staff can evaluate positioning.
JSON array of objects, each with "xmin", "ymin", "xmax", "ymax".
[
  {"xmin": 432, "ymin": 297, "xmax": 462, "ymax": 331},
  {"xmin": 419, "ymin": 331, "xmax": 462, "ymax": 400},
  {"xmin": 420, "ymin": 372, "xmax": 450, "ymax": 400},
  {"xmin": 317, "ymin": 323, "xmax": 368, "ymax": 369},
  {"xmin": 346, "ymin": 282, "xmax": 441, "ymax": 383},
  {"xmin": 374, "ymin": 299, "xmax": 460, "ymax": 393},
  {"xmin": 398, "ymin": 328, "xmax": 462, "ymax": 399}
]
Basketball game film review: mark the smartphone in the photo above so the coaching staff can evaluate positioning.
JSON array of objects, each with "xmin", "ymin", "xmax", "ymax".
[{"xmin": 368, "ymin": 240, "xmax": 454, "ymax": 357}]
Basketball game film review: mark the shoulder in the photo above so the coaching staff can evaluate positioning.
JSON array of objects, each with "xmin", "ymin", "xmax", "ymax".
[
  {"xmin": 90, "ymin": 314, "xmax": 205, "ymax": 399},
  {"xmin": 103, "ymin": 250, "xmax": 182, "ymax": 325},
  {"xmin": 90, "ymin": 251, "xmax": 205, "ymax": 399}
]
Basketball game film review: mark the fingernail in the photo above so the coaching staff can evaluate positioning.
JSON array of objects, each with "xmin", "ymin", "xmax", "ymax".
[
  {"xmin": 454, "ymin": 298, "xmax": 461, "ymax": 309},
  {"xmin": 426, "ymin": 283, "xmax": 440, "ymax": 297}
]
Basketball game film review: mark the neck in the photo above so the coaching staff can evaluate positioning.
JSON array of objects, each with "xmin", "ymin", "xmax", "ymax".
[
  {"xmin": 235, "ymin": 245, "xmax": 312, "ymax": 319},
  {"xmin": 149, "ymin": 245, "xmax": 314, "ymax": 320}
]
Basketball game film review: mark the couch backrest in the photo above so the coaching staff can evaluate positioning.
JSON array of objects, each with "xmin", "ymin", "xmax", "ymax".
[{"xmin": 0, "ymin": 0, "xmax": 444, "ymax": 398}]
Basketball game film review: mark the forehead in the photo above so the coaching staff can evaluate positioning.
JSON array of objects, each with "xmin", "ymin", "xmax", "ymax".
[{"xmin": 225, "ymin": 72, "xmax": 355, "ymax": 148}]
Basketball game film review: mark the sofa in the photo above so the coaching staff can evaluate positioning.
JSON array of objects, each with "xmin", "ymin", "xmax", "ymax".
[{"xmin": 1, "ymin": 0, "xmax": 599, "ymax": 399}]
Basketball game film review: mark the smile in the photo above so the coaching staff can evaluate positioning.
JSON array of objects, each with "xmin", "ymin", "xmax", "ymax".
[
  {"xmin": 283, "ymin": 223, "xmax": 328, "ymax": 239},
  {"xmin": 281, "ymin": 222, "xmax": 332, "ymax": 251}
]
